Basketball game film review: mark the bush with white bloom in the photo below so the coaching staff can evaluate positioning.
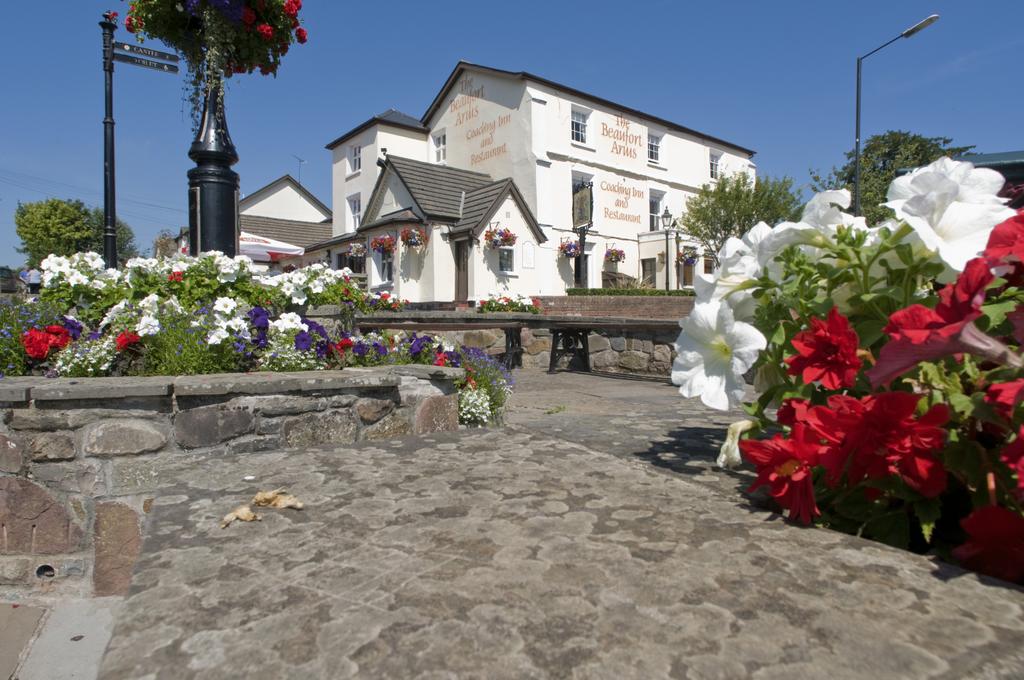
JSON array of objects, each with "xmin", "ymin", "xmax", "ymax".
[
  {"xmin": 52, "ymin": 336, "xmax": 117, "ymax": 378},
  {"xmin": 458, "ymin": 387, "xmax": 492, "ymax": 426}
]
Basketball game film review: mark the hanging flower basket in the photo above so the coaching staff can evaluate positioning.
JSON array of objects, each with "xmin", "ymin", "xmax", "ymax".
[
  {"xmin": 604, "ymin": 247, "xmax": 625, "ymax": 263},
  {"xmin": 400, "ymin": 226, "xmax": 427, "ymax": 250},
  {"xmin": 347, "ymin": 242, "xmax": 366, "ymax": 258},
  {"xmin": 677, "ymin": 248, "xmax": 699, "ymax": 266},
  {"xmin": 370, "ymin": 235, "xmax": 396, "ymax": 255},
  {"xmin": 125, "ymin": 0, "xmax": 307, "ymax": 122},
  {"xmin": 559, "ymin": 240, "xmax": 581, "ymax": 258},
  {"xmin": 483, "ymin": 227, "xmax": 517, "ymax": 249}
]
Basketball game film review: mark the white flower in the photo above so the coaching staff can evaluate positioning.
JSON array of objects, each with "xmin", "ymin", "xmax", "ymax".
[
  {"xmin": 164, "ymin": 296, "xmax": 184, "ymax": 314},
  {"xmin": 207, "ymin": 328, "xmax": 230, "ymax": 345},
  {"xmin": 694, "ymin": 236, "xmax": 761, "ymax": 320},
  {"xmin": 136, "ymin": 315, "xmax": 161, "ymax": 336},
  {"xmin": 672, "ymin": 300, "xmax": 766, "ymax": 411},
  {"xmin": 223, "ymin": 316, "xmax": 251, "ymax": 340},
  {"xmin": 90, "ymin": 278, "xmax": 108, "ymax": 290},
  {"xmin": 717, "ymin": 419, "xmax": 756, "ymax": 469},
  {"xmin": 67, "ymin": 271, "xmax": 89, "ymax": 287},
  {"xmin": 139, "ymin": 293, "xmax": 161, "ymax": 315},
  {"xmin": 213, "ymin": 296, "xmax": 238, "ymax": 316},
  {"xmin": 884, "ymin": 156, "xmax": 1015, "ymax": 273},
  {"xmin": 270, "ymin": 312, "xmax": 307, "ymax": 334},
  {"xmin": 100, "ymin": 300, "xmax": 129, "ymax": 328},
  {"xmin": 756, "ymin": 190, "xmax": 865, "ymax": 269}
]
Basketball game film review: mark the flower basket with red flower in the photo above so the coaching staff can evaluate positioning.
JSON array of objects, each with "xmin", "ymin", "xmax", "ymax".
[
  {"xmin": 370, "ymin": 235, "xmax": 397, "ymax": 255},
  {"xmin": 604, "ymin": 247, "xmax": 625, "ymax": 264},
  {"xmin": 400, "ymin": 226, "xmax": 427, "ymax": 250},
  {"xmin": 483, "ymin": 227, "xmax": 517, "ymax": 250},
  {"xmin": 558, "ymin": 240, "xmax": 581, "ymax": 258},
  {"xmin": 677, "ymin": 247, "xmax": 699, "ymax": 266},
  {"xmin": 125, "ymin": 0, "xmax": 307, "ymax": 121},
  {"xmin": 347, "ymin": 242, "xmax": 367, "ymax": 258}
]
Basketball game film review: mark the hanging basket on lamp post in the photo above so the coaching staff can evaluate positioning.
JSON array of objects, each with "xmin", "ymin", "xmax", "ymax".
[{"xmin": 124, "ymin": 1, "xmax": 308, "ymax": 256}]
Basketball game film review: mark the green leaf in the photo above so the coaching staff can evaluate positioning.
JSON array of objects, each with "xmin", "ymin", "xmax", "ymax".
[
  {"xmin": 913, "ymin": 498, "xmax": 942, "ymax": 544},
  {"xmin": 862, "ymin": 510, "xmax": 911, "ymax": 550},
  {"xmin": 981, "ymin": 299, "xmax": 1018, "ymax": 329},
  {"xmin": 856, "ymin": 319, "xmax": 887, "ymax": 349}
]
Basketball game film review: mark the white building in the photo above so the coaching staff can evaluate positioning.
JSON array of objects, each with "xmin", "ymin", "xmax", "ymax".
[
  {"xmin": 238, "ymin": 175, "xmax": 332, "ymax": 267},
  {"xmin": 309, "ymin": 62, "xmax": 755, "ymax": 302}
]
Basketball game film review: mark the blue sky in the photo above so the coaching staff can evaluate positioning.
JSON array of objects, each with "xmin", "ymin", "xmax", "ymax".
[{"xmin": 1, "ymin": 1, "xmax": 1021, "ymax": 266}]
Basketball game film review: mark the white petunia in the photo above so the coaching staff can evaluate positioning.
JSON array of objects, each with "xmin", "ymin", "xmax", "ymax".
[
  {"xmin": 213, "ymin": 296, "xmax": 238, "ymax": 316},
  {"xmin": 672, "ymin": 300, "xmax": 766, "ymax": 411},
  {"xmin": 884, "ymin": 156, "xmax": 1015, "ymax": 273},
  {"xmin": 67, "ymin": 271, "xmax": 89, "ymax": 287},
  {"xmin": 717, "ymin": 419, "xmax": 757, "ymax": 469},
  {"xmin": 139, "ymin": 293, "xmax": 161, "ymax": 315},
  {"xmin": 270, "ymin": 312, "xmax": 307, "ymax": 334},
  {"xmin": 207, "ymin": 328, "xmax": 230, "ymax": 345},
  {"xmin": 136, "ymin": 315, "xmax": 161, "ymax": 336}
]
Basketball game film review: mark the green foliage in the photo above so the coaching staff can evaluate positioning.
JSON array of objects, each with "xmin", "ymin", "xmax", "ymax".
[
  {"xmin": 0, "ymin": 299, "xmax": 64, "ymax": 377},
  {"xmin": 137, "ymin": 311, "xmax": 244, "ymax": 376},
  {"xmin": 478, "ymin": 295, "xmax": 540, "ymax": 313},
  {"xmin": 679, "ymin": 174, "xmax": 802, "ymax": 266},
  {"xmin": 459, "ymin": 347, "xmax": 513, "ymax": 423},
  {"xmin": 566, "ymin": 288, "xmax": 694, "ymax": 297},
  {"xmin": 810, "ymin": 130, "xmax": 974, "ymax": 226},
  {"xmin": 14, "ymin": 199, "xmax": 137, "ymax": 267}
]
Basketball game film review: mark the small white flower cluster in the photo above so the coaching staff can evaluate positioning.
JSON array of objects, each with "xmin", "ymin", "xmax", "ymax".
[
  {"xmin": 207, "ymin": 296, "xmax": 251, "ymax": 345},
  {"xmin": 257, "ymin": 332, "xmax": 323, "ymax": 372},
  {"xmin": 269, "ymin": 311, "xmax": 307, "ymax": 334},
  {"xmin": 256, "ymin": 263, "xmax": 353, "ymax": 305},
  {"xmin": 672, "ymin": 157, "xmax": 1015, "ymax": 412},
  {"xmin": 52, "ymin": 336, "xmax": 117, "ymax": 378},
  {"xmin": 458, "ymin": 387, "xmax": 492, "ymax": 426},
  {"xmin": 41, "ymin": 252, "xmax": 118, "ymax": 290}
]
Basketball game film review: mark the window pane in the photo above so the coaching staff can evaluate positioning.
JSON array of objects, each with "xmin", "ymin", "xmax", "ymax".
[
  {"xmin": 499, "ymin": 248, "xmax": 514, "ymax": 272},
  {"xmin": 703, "ymin": 256, "xmax": 714, "ymax": 274},
  {"xmin": 641, "ymin": 258, "xmax": 656, "ymax": 285}
]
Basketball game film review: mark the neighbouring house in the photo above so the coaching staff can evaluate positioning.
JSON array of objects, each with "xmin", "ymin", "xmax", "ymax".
[
  {"xmin": 238, "ymin": 175, "xmax": 332, "ymax": 267},
  {"xmin": 314, "ymin": 61, "xmax": 755, "ymax": 302}
]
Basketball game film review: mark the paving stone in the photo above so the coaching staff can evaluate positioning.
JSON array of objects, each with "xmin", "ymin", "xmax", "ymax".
[
  {"xmin": 0, "ymin": 603, "xmax": 45, "ymax": 680},
  {"xmin": 0, "ymin": 478, "xmax": 83, "ymax": 554},
  {"xmin": 31, "ymin": 376, "xmax": 172, "ymax": 401},
  {"xmin": 354, "ymin": 397, "xmax": 394, "ymax": 424},
  {"xmin": 173, "ymin": 372, "xmax": 304, "ymax": 397},
  {"xmin": 0, "ymin": 433, "xmax": 26, "ymax": 473},
  {"xmin": 82, "ymin": 419, "xmax": 169, "ymax": 457},
  {"xmin": 17, "ymin": 598, "xmax": 122, "ymax": 680},
  {"xmin": 109, "ymin": 458, "xmax": 162, "ymax": 495},
  {"xmin": 30, "ymin": 459, "xmax": 108, "ymax": 496},
  {"xmin": 93, "ymin": 503, "xmax": 142, "ymax": 597},
  {"xmin": 174, "ymin": 406, "xmax": 255, "ymax": 449},
  {"xmin": 29, "ymin": 432, "xmax": 76, "ymax": 462}
]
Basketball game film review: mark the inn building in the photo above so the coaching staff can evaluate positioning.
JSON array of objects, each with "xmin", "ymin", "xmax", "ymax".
[{"xmin": 304, "ymin": 62, "xmax": 755, "ymax": 302}]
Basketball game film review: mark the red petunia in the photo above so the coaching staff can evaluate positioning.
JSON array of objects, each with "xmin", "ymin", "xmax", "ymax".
[
  {"xmin": 775, "ymin": 397, "xmax": 812, "ymax": 428},
  {"xmin": 168, "ymin": 271, "xmax": 184, "ymax": 283},
  {"xmin": 952, "ymin": 506, "xmax": 1024, "ymax": 583},
  {"xmin": 785, "ymin": 308, "xmax": 862, "ymax": 390},
  {"xmin": 22, "ymin": 329, "xmax": 53, "ymax": 360},
  {"xmin": 44, "ymin": 325, "xmax": 71, "ymax": 351},
  {"xmin": 806, "ymin": 392, "xmax": 949, "ymax": 497},
  {"xmin": 867, "ymin": 257, "xmax": 994, "ymax": 387},
  {"xmin": 242, "ymin": 6, "xmax": 256, "ymax": 25},
  {"xmin": 295, "ymin": 27, "xmax": 308, "ymax": 44},
  {"xmin": 115, "ymin": 331, "xmax": 141, "ymax": 352},
  {"xmin": 433, "ymin": 352, "xmax": 449, "ymax": 367},
  {"xmin": 741, "ymin": 424, "xmax": 823, "ymax": 525},
  {"xmin": 1001, "ymin": 426, "xmax": 1024, "ymax": 497},
  {"xmin": 986, "ymin": 380, "xmax": 1024, "ymax": 420},
  {"xmin": 983, "ymin": 211, "xmax": 1024, "ymax": 265},
  {"xmin": 283, "ymin": 0, "xmax": 301, "ymax": 17},
  {"xmin": 256, "ymin": 23, "xmax": 274, "ymax": 41}
]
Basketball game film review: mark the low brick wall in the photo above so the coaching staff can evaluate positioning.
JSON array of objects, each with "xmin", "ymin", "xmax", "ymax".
[
  {"xmin": 535, "ymin": 295, "xmax": 693, "ymax": 320},
  {"xmin": 0, "ymin": 365, "xmax": 461, "ymax": 598}
]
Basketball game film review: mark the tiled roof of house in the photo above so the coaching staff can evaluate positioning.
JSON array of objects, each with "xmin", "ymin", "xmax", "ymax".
[
  {"xmin": 386, "ymin": 155, "xmax": 493, "ymax": 220},
  {"xmin": 239, "ymin": 214, "xmax": 332, "ymax": 249},
  {"xmin": 453, "ymin": 179, "xmax": 513, "ymax": 231},
  {"xmin": 324, "ymin": 109, "xmax": 428, "ymax": 150},
  {"xmin": 359, "ymin": 208, "xmax": 424, "ymax": 232}
]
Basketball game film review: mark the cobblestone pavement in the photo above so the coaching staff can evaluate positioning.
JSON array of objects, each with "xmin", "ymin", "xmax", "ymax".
[{"xmin": 100, "ymin": 373, "xmax": 1024, "ymax": 679}]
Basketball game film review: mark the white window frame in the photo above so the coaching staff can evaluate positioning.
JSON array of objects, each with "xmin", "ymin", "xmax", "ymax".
[
  {"xmin": 570, "ymin": 109, "xmax": 589, "ymax": 144},
  {"xmin": 348, "ymin": 194, "xmax": 361, "ymax": 230},
  {"xmin": 377, "ymin": 250, "xmax": 394, "ymax": 283},
  {"xmin": 648, "ymin": 134, "xmax": 661, "ymax": 163},
  {"xmin": 349, "ymin": 145, "xmax": 362, "ymax": 174},
  {"xmin": 433, "ymin": 131, "xmax": 447, "ymax": 163},
  {"xmin": 649, "ymin": 192, "xmax": 663, "ymax": 232},
  {"xmin": 498, "ymin": 246, "xmax": 515, "ymax": 274},
  {"xmin": 709, "ymin": 153, "xmax": 721, "ymax": 180}
]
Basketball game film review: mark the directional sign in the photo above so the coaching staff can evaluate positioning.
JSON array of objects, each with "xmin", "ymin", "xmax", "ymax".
[
  {"xmin": 113, "ymin": 52, "xmax": 179, "ymax": 74},
  {"xmin": 113, "ymin": 41, "xmax": 179, "ymax": 62}
]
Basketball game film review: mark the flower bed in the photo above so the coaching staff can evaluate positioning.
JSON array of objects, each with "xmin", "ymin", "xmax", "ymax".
[
  {"xmin": 478, "ymin": 294, "xmax": 541, "ymax": 314},
  {"xmin": 673, "ymin": 157, "xmax": 1024, "ymax": 583}
]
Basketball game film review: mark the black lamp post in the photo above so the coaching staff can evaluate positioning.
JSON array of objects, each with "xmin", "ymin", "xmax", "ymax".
[
  {"xmin": 187, "ymin": 85, "xmax": 240, "ymax": 256},
  {"xmin": 661, "ymin": 207, "xmax": 673, "ymax": 292},
  {"xmin": 854, "ymin": 14, "xmax": 939, "ymax": 216},
  {"xmin": 99, "ymin": 12, "xmax": 118, "ymax": 269},
  {"xmin": 572, "ymin": 181, "xmax": 593, "ymax": 288}
]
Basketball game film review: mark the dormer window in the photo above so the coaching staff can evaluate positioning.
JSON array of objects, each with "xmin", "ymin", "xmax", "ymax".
[{"xmin": 433, "ymin": 132, "xmax": 447, "ymax": 163}]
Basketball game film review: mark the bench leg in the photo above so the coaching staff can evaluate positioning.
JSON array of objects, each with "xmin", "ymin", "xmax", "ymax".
[
  {"xmin": 579, "ymin": 331, "xmax": 591, "ymax": 372},
  {"xmin": 503, "ymin": 328, "xmax": 523, "ymax": 370},
  {"xmin": 547, "ymin": 330, "xmax": 562, "ymax": 373}
]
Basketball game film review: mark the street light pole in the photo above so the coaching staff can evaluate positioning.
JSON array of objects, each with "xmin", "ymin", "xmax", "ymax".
[
  {"xmin": 99, "ymin": 12, "xmax": 118, "ymax": 269},
  {"xmin": 853, "ymin": 14, "xmax": 939, "ymax": 216}
]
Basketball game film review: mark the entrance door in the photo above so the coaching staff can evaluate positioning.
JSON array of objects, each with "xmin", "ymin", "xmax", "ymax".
[{"xmin": 455, "ymin": 240, "xmax": 468, "ymax": 302}]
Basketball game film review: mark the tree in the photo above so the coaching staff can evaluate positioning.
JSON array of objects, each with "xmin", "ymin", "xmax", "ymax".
[
  {"xmin": 679, "ymin": 174, "xmax": 802, "ymax": 266},
  {"xmin": 14, "ymin": 198, "xmax": 138, "ymax": 266},
  {"xmin": 811, "ymin": 130, "xmax": 974, "ymax": 226},
  {"xmin": 152, "ymin": 229, "xmax": 182, "ymax": 258}
]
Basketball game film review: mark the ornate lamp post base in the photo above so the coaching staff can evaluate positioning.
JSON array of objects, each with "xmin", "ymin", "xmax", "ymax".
[{"xmin": 188, "ymin": 85, "xmax": 239, "ymax": 256}]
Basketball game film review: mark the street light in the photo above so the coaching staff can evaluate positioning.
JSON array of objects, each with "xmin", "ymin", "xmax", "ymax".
[
  {"xmin": 661, "ymin": 207, "xmax": 674, "ymax": 291},
  {"xmin": 853, "ymin": 13, "xmax": 939, "ymax": 216}
]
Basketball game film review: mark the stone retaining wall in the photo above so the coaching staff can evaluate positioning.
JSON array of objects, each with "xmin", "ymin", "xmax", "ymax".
[
  {"xmin": 0, "ymin": 365, "xmax": 461, "ymax": 598},
  {"xmin": 535, "ymin": 295, "xmax": 693, "ymax": 320}
]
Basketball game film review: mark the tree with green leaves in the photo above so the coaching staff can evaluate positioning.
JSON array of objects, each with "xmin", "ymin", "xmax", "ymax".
[
  {"xmin": 811, "ymin": 130, "xmax": 974, "ymax": 226},
  {"xmin": 678, "ymin": 174, "xmax": 802, "ymax": 266},
  {"xmin": 14, "ymin": 198, "xmax": 138, "ymax": 266}
]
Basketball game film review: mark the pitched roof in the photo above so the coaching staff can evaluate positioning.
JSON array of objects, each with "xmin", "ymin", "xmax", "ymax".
[
  {"xmin": 450, "ymin": 178, "xmax": 546, "ymax": 242},
  {"xmin": 239, "ymin": 214, "xmax": 332, "ymax": 248},
  {"xmin": 385, "ymin": 155, "xmax": 493, "ymax": 221},
  {"xmin": 359, "ymin": 208, "xmax": 424, "ymax": 232},
  {"xmin": 324, "ymin": 108, "xmax": 428, "ymax": 150},
  {"xmin": 422, "ymin": 62, "xmax": 755, "ymax": 157},
  {"xmin": 303, "ymin": 231, "xmax": 363, "ymax": 252},
  {"xmin": 239, "ymin": 175, "xmax": 332, "ymax": 219}
]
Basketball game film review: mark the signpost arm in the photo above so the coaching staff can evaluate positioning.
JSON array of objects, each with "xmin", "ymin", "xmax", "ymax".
[{"xmin": 100, "ymin": 12, "xmax": 118, "ymax": 269}]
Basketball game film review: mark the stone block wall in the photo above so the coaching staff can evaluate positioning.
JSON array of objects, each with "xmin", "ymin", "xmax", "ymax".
[
  {"xmin": 0, "ymin": 366, "xmax": 461, "ymax": 598},
  {"xmin": 535, "ymin": 295, "xmax": 694, "ymax": 320}
]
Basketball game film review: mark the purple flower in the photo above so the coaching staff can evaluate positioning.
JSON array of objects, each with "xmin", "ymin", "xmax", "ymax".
[
  {"xmin": 294, "ymin": 331, "xmax": 313, "ymax": 352},
  {"xmin": 303, "ymin": 318, "xmax": 328, "ymax": 338},
  {"xmin": 87, "ymin": 330, "xmax": 103, "ymax": 341},
  {"xmin": 373, "ymin": 342, "xmax": 387, "ymax": 357},
  {"xmin": 62, "ymin": 317, "xmax": 83, "ymax": 340},
  {"xmin": 353, "ymin": 342, "xmax": 369, "ymax": 357},
  {"xmin": 248, "ymin": 307, "xmax": 270, "ymax": 329}
]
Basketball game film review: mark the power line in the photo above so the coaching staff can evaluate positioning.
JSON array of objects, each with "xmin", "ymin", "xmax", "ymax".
[
  {"xmin": 0, "ymin": 176, "xmax": 182, "ymax": 226},
  {"xmin": 0, "ymin": 168, "xmax": 186, "ymax": 214}
]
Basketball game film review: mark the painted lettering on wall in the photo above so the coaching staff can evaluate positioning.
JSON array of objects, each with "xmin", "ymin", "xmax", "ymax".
[
  {"xmin": 469, "ymin": 112, "xmax": 511, "ymax": 166},
  {"xmin": 601, "ymin": 115, "xmax": 644, "ymax": 159},
  {"xmin": 599, "ymin": 179, "xmax": 644, "ymax": 224},
  {"xmin": 450, "ymin": 76, "xmax": 486, "ymax": 127}
]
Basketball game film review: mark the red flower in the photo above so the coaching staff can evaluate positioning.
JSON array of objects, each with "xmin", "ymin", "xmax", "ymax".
[
  {"xmin": 1009, "ymin": 306, "xmax": 1024, "ymax": 344},
  {"xmin": 379, "ymin": 293, "xmax": 389, "ymax": 300},
  {"xmin": 256, "ymin": 23, "xmax": 274, "ymax": 41},
  {"xmin": 115, "ymin": 331, "xmax": 141, "ymax": 352},
  {"xmin": 242, "ymin": 6, "xmax": 256, "ymax": 25},
  {"xmin": 125, "ymin": 16, "xmax": 137, "ymax": 33},
  {"xmin": 984, "ymin": 211, "xmax": 1024, "ymax": 265},
  {"xmin": 784, "ymin": 308, "xmax": 862, "ymax": 390},
  {"xmin": 334, "ymin": 337, "xmax": 354, "ymax": 354},
  {"xmin": 283, "ymin": 0, "xmax": 301, "ymax": 17},
  {"xmin": 45, "ymin": 325, "xmax": 71, "ymax": 351},
  {"xmin": 741, "ymin": 424, "xmax": 822, "ymax": 525},
  {"xmin": 433, "ymin": 353, "xmax": 448, "ymax": 367},
  {"xmin": 295, "ymin": 27, "xmax": 308, "ymax": 44},
  {"xmin": 776, "ymin": 398, "xmax": 812, "ymax": 428},
  {"xmin": 21, "ymin": 329, "xmax": 53, "ymax": 360},
  {"xmin": 952, "ymin": 506, "xmax": 1024, "ymax": 583},
  {"xmin": 867, "ymin": 258, "xmax": 993, "ymax": 387},
  {"xmin": 1001, "ymin": 427, "xmax": 1024, "ymax": 497},
  {"xmin": 808, "ymin": 392, "xmax": 949, "ymax": 497},
  {"xmin": 167, "ymin": 271, "xmax": 184, "ymax": 283},
  {"xmin": 986, "ymin": 380, "xmax": 1024, "ymax": 420}
]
